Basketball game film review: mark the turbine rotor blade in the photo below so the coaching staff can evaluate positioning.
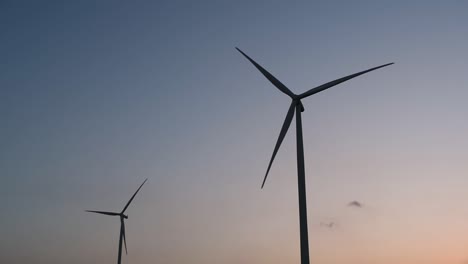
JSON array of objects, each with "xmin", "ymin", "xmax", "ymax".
[
  {"xmin": 236, "ymin": 47, "xmax": 296, "ymax": 99},
  {"xmin": 121, "ymin": 218, "xmax": 127, "ymax": 255},
  {"xmin": 85, "ymin": 210, "xmax": 120, "ymax": 216},
  {"xmin": 299, "ymin": 63, "xmax": 394, "ymax": 99},
  {"xmin": 262, "ymin": 101, "xmax": 296, "ymax": 188},
  {"xmin": 121, "ymin": 179, "xmax": 148, "ymax": 214}
]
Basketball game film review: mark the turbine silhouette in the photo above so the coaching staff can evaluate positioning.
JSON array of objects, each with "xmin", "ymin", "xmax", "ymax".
[
  {"xmin": 86, "ymin": 179, "xmax": 147, "ymax": 264},
  {"xmin": 237, "ymin": 47, "xmax": 393, "ymax": 264}
]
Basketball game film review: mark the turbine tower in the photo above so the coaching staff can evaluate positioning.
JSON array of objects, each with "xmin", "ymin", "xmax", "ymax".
[
  {"xmin": 237, "ymin": 47, "xmax": 392, "ymax": 264},
  {"xmin": 86, "ymin": 179, "xmax": 147, "ymax": 264}
]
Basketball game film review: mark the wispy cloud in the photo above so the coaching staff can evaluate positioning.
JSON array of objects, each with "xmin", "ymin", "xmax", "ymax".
[
  {"xmin": 320, "ymin": 222, "xmax": 335, "ymax": 229},
  {"xmin": 347, "ymin": 201, "xmax": 363, "ymax": 208}
]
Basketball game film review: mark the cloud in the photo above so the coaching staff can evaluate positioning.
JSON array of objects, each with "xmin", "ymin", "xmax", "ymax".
[
  {"xmin": 320, "ymin": 222, "xmax": 335, "ymax": 229},
  {"xmin": 347, "ymin": 200, "xmax": 363, "ymax": 208}
]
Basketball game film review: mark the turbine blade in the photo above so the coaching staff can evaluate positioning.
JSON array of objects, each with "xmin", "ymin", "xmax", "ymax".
[
  {"xmin": 236, "ymin": 47, "xmax": 296, "ymax": 99},
  {"xmin": 262, "ymin": 101, "xmax": 295, "ymax": 188},
  {"xmin": 121, "ymin": 179, "xmax": 148, "ymax": 214},
  {"xmin": 85, "ymin": 210, "xmax": 120, "ymax": 216},
  {"xmin": 121, "ymin": 218, "xmax": 128, "ymax": 255},
  {"xmin": 299, "ymin": 63, "xmax": 394, "ymax": 99}
]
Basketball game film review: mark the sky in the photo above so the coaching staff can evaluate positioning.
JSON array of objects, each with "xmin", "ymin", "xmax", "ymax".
[{"xmin": 2, "ymin": 1, "xmax": 468, "ymax": 263}]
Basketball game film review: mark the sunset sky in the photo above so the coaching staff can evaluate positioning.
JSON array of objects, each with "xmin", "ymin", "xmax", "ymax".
[{"xmin": 2, "ymin": 1, "xmax": 468, "ymax": 264}]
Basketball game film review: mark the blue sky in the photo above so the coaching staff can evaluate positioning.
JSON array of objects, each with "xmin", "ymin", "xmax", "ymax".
[{"xmin": 2, "ymin": 1, "xmax": 468, "ymax": 263}]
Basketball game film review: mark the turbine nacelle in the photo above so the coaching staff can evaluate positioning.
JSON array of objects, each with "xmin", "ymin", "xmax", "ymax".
[{"xmin": 293, "ymin": 99, "xmax": 305, "ymax": 112}]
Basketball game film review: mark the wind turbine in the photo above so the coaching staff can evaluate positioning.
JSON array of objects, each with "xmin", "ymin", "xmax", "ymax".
[
  {"xmin": 86, "ymin": 179, "xmax": 147, "ymax": 264},
  {"xmin": 236, "ymin": 47, "xmax": 393, "ymax": 264}
]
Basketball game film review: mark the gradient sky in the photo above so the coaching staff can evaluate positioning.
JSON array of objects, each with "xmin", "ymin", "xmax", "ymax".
[{"xmin": 2, "ymin": 1, "xmax": 468, "ymax": 264}]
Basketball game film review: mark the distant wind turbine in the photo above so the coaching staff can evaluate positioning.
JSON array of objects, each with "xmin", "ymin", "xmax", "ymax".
[
  {"xmin": 237, "ymin": 47, "xmax": 393, "ymax": 264},
  {"xmin": 86, "ymin": 179, "xmax": 147, "ymax": 264}
]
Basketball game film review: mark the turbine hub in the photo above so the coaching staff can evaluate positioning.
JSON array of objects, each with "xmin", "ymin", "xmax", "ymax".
[{"xmin": 294, "ymin": 99, "xmax": 305, "ymax": 112}]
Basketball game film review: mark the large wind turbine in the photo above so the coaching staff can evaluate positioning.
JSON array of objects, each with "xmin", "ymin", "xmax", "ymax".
[
  {"xmin": 86, "ymin": 179, "xmax": 148, "ymax": 264},
  {"xmin": 237, "ymin": 47, "xmax": 393, "ymax": 264}
]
